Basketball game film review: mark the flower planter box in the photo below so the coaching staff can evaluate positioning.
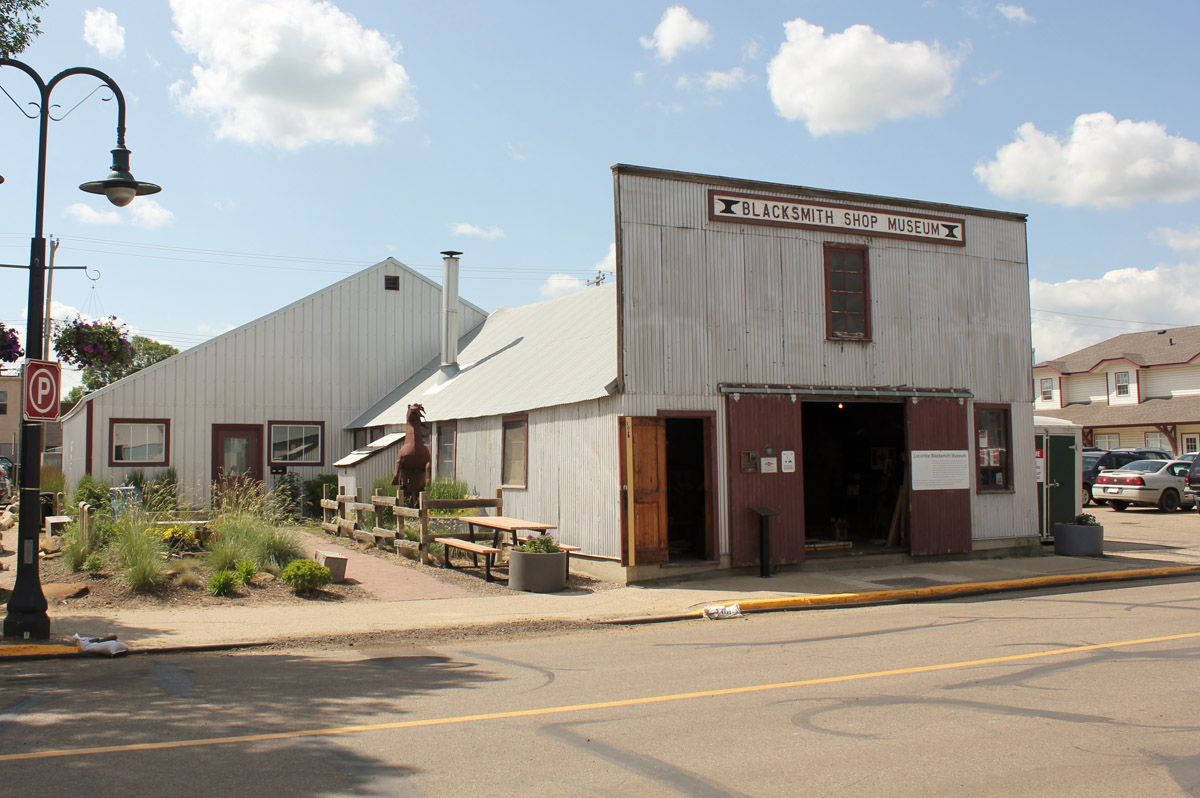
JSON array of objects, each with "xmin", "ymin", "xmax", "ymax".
[
  {"xmin": 1053, "ymin": 522, "xmax": 1104, "ymax": 557},
  {"xmin": 508, "ymin": 549, "xmax": 568, "ymax": 593}
]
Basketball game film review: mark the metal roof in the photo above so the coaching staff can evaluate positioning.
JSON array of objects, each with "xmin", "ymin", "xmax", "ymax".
[
  {"xmin": 347, "ymin": 283, "xmax": 618, "ymax": 428},
  {"xmin": 332, "ymin": 432, "xmax": 405, "ymax": 467}
]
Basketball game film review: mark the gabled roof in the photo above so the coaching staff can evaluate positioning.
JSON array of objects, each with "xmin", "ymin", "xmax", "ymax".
[
  {"xmin": 1035, "ymin": 325, "xmax": 1200, "ymax": 375},
  {"xmin": 1032, "ymin": 395, "xmax": 1200, "ymax": 428},
  {"xmin": 348, "ymin": 283, "xmax": 617, "ymax": 427}
]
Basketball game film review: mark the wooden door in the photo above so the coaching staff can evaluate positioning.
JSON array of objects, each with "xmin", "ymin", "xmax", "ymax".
[
  {"xmin": 906, "ymin": 399, "xmax": 971, "ymax": 555},
  {"xmin": 620, "ymin": 417, "xmax": 668, "ymax": 565},
  {"xmin": 212, "ymin": 424, "xmax": 263, "ymax": 483}
]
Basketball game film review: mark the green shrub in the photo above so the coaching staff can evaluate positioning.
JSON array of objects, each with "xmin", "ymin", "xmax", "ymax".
[
  {"xmin": 254, "ymin": 527, "xmax": 303, "ymax": 570},
  {"xmin": 212, "ymin": 473, "xmax": 266, "ymax": 517},
  {"xmin": 281, "ymin": 558, "xmax": 332, "ymax": 594},
  {"xmin": 83, "ymin": 551, "xmax": 105, "ymax": 573},
  {"xmin": 303, "ymin": 474, "xmax": 337, "ymax": 518},
  {"xmin": 234, "ymin": 559, "xmax": 257, "ymax": 586},
  {"xmin": 371, "ymin": 477, "xmax": 400, "ymax": 527},
  {"xmin": 63, "ymin": 537, "xmax": 88, "ymax": 571},
  {"xmin": 207, "ymin": 569, "xmax": 239, "ymax": 597},
  {"xmin": 74, "ymin": 474, "xmax": 111, "ymax": 512},
  {"xmin": 425, "ymin": 477, "xmax": 475, "ymax": 517},
  {"xmin": 205, "ymin": 533, "xmax": 249, "ymax": 573},
  {"xmin": 144, "ymin": 467, "xmax": 178, "ymax": 512},
  {"xmin": 513, "ymin": 532, "xmax": 560, "ymax": 553},
  {"xmin": 123, "ymin": 469, "xmax": 147, "ymax": 494},
  {"xmin": 112, "ymin": 518, "xmax": 167, "ymax": 591}
]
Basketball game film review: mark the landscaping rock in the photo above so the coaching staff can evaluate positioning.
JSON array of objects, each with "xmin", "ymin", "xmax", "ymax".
[
  {"xmin": 39, "ymin": 536, "xmax": 63, "ymax": 554},
  {"xmin": 44, "ymin": 583, "xmax": 90, "ymax": 600}
]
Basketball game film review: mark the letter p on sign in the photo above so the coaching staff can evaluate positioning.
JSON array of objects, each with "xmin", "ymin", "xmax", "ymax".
[{"xmin": 23, "ymin": 359, "xmax": 61, "ymax": 422}]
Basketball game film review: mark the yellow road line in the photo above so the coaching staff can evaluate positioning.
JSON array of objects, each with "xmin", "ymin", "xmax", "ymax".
[{"xmin": 3, "ymin": 630, "xmax": 1199, "ymax": 763}]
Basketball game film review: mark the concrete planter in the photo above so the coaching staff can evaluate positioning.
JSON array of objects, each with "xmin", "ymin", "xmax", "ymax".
[
  {"xmin": 1053, "ymin": 522, "xmax": 1104, "ymax": 556},
  {"xmin": 508, "ymin": 550, "xmax": 568, "ymax": 593}
]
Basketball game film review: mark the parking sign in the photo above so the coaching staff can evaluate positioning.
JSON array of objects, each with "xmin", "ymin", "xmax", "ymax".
[{"xmin": 23, "ymin": 359, "xmax": 61, "ymax": 421}]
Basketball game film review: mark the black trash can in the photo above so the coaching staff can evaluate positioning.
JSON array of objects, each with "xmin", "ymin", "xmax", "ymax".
[{"xmin": 39, "ymin": 491, "xmax": 56, "ymax": 530}]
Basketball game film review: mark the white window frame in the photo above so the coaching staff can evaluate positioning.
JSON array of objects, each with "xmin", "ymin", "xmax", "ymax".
[
  {"xmin": 1146, "ymin": 431, "xmax": 1172, "ymax": 452},
  {"xmin": 1183, "ymin": 434, "xmax": 1199, "ymax": 454},
  {"xmin": 1094, "ymin": 433, "xmax": 1121, "ymax": 450},
  {"xmin": 1115, "ymin": 371, "xmax": 1130, "ymax": 397},
  {"xmin": 1039, "ymin": 378, "xmax": 1053, "ymax": 401}
]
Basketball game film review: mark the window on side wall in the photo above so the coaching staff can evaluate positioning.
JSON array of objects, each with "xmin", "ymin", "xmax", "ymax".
[
  {"xmin": 824, "ymin": 243, "xmax": 871, "ymax": 341},
  {"xmin": 1039, "ymin": 378, "xmax": 1053, "ymax": 401},
  {"xmin": 268, "ymin": 421, "xmax": 324, "ymax": 466},
  {"xmin": 975, "ymin": 405, "xmax": 1011, "ymax": 492},
  {"xmin": 501, "ymin": 415, "xmax": 527, "ymax": 488},
  {"xmin": 437, "ymin": 421, "xmax": 457, "ymax": 479},
  {"xmin": 1093, "ymin": 433, "xmax": 1120, "ymax": 449},
  {"xmin": 0, "ymin": 390, "xmax": 7, "ymax": 415},
  {"xmin": 110, "ymin": 419, "xmax": 169, "ymax": 467},
  {"xmin": 1115, "ymin": 371, "xmax": 1130, "ymax": 396},
  {"xmin": 1145, "ymin": 431, "xmax": 1171, "ymax": 452}
]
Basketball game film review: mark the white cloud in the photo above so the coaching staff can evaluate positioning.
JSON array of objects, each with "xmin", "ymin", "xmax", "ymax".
[
  {"xmin": 975, "ymin": 112, "xmax": 1200, "ymax": 208},
  {"xmin": 640, "ymin": 6, "xmax": 713, "ymax": 63},
  {"xmin": 767, "ymin": 18, "xmax": 959, "ymax": 136},
  {"xmin": 196, "ymin": 321, "xmax": 236, "ymax": 336},
  {"xmin": 169, "ymin": 0, "xmax": 416, "ymax": 151},
  {"xmin": 996, "ymin": 4, "xmax": 1034, "ymax": 23},
  {"xmin": 1153, "ymin": 225, "xmax": 1200, "ymax": 256},
  {"xmin": 632, "ymin": 71, "xmax": 646, "ymax": 86},
  {"xmin": 450, "ymin": 223, "xmax": 504, "ymax": 239},
  {"xmin": 743, "ymin": 40, "xmax": 761, "ymax": 61},
  {"xmin": 704, "ymin": 67, "xmax": 746, "ymax": 92},
  {"xmin": 65, "ymin": 203, "xmax": 120, "ymax": 224},
  {"xmin": 1031, "ymin": 264, "xmax": 1200, "ymax": 361},
  {"xmin": 595, "ymin": 242, "xmax": 615, "ymax": 274},
  {"xmin": 538, "ymin": 274, "xmax": 587, "ymax": 300},
  {"xmin": 128, "ymin": 198, "xmax": 175, "ymax": 229},
  {"xmin": 83, "ymin": 8, "xmax": 125, "ymax": 58}
]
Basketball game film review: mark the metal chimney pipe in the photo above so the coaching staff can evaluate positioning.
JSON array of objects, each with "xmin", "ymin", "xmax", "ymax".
[{"xmin": 440, "ymin": 251, "xmax": 461, "ymax": 367}]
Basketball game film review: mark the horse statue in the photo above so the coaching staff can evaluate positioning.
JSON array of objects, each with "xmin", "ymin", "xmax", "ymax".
[{"xmin": 393, "ymin": 403, "xmax": 431, "ymax": 506}]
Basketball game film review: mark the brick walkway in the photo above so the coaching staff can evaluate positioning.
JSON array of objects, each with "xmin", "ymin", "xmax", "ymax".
[{"xmin": 293, "ymin": 531, "xmax": 473, "ymax": 602}]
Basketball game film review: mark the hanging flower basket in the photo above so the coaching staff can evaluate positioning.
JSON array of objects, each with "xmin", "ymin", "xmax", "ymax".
[
  {"xmin": 52, "ymin": 316, "xmax": 133, "ymax": 369},
  {"xmin": 0, "ymin": 324, "xmax": 23, "ymax": 364}
]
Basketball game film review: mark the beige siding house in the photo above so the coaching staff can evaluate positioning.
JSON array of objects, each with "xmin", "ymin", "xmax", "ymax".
[{"xmin": 1033, "ymin": 326, "xmax": 1200, "ymax": 455}]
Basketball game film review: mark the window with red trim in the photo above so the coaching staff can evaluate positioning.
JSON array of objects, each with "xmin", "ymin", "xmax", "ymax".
[
  {"xmin": 824, "ymin": 243, "xmax": 871, "ymax": 341},
  {"xmin": 109, "ymin": 418, "xmax": 170, "ymax": 467},
  {"xmin": 975, "ymin": 405, "xmax": 1011, "ymax": 492}
]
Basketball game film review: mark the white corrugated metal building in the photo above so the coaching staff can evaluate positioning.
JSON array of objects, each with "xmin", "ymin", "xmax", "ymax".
[
  {"xmin": 349, "ymin": 165, "xmax": 1038, "ymax": 583},
  {"xmin": 60, "ymin": 258, "xmax": 488, "ymax": 503}
]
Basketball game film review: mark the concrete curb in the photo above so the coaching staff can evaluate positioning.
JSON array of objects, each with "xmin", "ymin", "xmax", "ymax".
[{"xmin": 599, "ymin": 566, "xmax": 1200, "ymax": 624}]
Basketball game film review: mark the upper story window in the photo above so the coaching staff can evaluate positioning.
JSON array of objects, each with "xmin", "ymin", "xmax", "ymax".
[
  {"xmin": 437, "ymin": 421, "xmax": 457, "ymax": 478},
  {"xmin": 0, "ymin": 389, "xmax": 6, "ymax": 415},
  {"xmin": 110, "ymin": 419, "xmax": 169, "ymax": 467},
  {"xmin": 1115, "ymin": 371, "xmax": 1130, "ymax": 396},
  {"xmin": 1039, "ymin": 378, "xmax": 1053, "ymax": 401},
  {"xmin": 502, "ymin": 415, "xmax": 527, "ymax": 488},
  {"xmin": 268, "ymin": 421, "xmax": 323, "ymax": 465},
  {"xmin": 824, "ymin": 243, "xmax": 871, "ymax": 341}
]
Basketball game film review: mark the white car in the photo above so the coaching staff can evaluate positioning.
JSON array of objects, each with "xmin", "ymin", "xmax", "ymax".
[{"xmin": 1094, "ymin": 459, "xmax": 1194, "ymax": 512}]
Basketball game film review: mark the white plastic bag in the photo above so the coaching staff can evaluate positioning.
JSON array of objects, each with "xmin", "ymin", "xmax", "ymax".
[
  {"xmin": 73, "ymin": 633, "xmax": 130, "ymax": 657},
  {"xmin": 701, "ymin": 603, "xmax": 743, "ymax": 620}
]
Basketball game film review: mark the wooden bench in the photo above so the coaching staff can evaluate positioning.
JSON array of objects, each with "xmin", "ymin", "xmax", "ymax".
[
  {"xmin": 514, "ymin": 536, "xmax": 581, "ymax": 580},
  {"xmin": 435, "ymin": 537, "xmax": 503, "ymax": 582}
]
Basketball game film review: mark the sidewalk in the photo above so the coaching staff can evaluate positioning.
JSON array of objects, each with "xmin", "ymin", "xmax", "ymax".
[{"xmin": 3, "ymin": 512, "xmax": 1200, "ymax": 658}]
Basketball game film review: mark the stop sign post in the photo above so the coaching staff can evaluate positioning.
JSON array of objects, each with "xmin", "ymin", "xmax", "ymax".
[{"xmin": 23, "ymin": 359, "xmax": 61, "ymax": 422}]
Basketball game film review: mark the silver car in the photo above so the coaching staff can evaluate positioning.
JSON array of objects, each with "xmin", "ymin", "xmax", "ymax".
[{"xmin": 1094, "ymin": 459, "xmax": 1194, "ymax": 512}]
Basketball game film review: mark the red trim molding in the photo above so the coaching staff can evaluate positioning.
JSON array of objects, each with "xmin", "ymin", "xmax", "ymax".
[
  {"xmin": 266, "ymin": 419, "xmax": 326, "ymax": 467},
  {"xmin": 108, "ymin": 417, "xmax": 171, "ymax": 468}
]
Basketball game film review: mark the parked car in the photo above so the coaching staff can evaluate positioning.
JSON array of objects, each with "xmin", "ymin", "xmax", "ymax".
[
  {"xmin": 1082, "ymin": 448, "xmax": 1172, "ymax": 506},
  {"xmin": 1178, "ymin": 452, "xmax": 1199, "ymax": 463},
  {"xmin": 1185, "ymin": 458, "xmax": 1200, "ymax": 512},
  {"xmin": 1094, "ymin": 458, "xmax": 1193, "ymax": 511}
]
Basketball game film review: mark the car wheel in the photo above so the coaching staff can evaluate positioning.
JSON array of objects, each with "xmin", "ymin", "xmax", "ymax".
[
  {"xmin": 1082, "ymin": 484, "xmax": 1093, "ymax": 507},
  {"xmin": 1110, "ymin": 501, "xmax": 1129, "ymax": 512},
  {"xmin": 1158, "ymin": 490, "xmax": 1180, "ymax": 512}
]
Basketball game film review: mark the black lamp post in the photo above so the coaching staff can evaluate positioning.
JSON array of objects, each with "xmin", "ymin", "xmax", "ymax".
[{"xmin": 1, "ymin": 58, "xmax": 160, "ymax": 640}]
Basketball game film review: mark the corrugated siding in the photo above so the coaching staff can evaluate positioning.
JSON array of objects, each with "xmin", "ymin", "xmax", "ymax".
[
  {"xmin": 451, "ymin": 397, "xmax": 623, "ymax": 559},
  {"xmin": 617, "ymin": 170, "xmax": 1037, "ymax": 553},
  {"xmin": 618, "ymin": 173, "xmax": 1031, "ymax": 404},
  {"xmin": 61, "ymin": 259, "xmax": 487, "ymax": 502}
]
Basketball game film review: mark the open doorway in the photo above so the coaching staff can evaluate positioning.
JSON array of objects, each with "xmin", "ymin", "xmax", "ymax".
[
  {"xmin": 801, "ymin": 401, "xmax": 906, "ymax": 552},
  {"xmin": 665, "ymin": 417, "xmax": 710, "ymax": 561}
]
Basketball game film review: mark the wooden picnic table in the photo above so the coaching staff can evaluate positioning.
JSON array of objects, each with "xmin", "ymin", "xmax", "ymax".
[{"xmin": 462, "ymin": 515, "xmax": 556, "ymax": 549}]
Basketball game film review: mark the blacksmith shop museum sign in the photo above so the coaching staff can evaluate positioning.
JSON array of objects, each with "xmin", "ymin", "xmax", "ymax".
[{"xmin": 708, "ymin": 189, "xmax": 966, "ymax": 246}]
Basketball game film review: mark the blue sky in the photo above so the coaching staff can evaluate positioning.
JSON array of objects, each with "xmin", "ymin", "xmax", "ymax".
[{"xmin": 3, "ymin": 0, "xmax": 1200, "ymax": 393}]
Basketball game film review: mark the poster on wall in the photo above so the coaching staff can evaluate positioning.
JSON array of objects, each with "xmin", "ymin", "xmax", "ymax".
[{"xmin": 911, "ymin": 450, "xmax": 970, "ymax": 491}]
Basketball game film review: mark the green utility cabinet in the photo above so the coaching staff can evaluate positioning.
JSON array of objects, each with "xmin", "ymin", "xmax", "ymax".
[{"xmin": 1034, "ymin": 418, "xmax": 1082, "ymax": 538}]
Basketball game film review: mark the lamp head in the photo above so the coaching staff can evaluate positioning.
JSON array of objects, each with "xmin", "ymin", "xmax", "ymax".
[{"xmin": 79, "ymin": 147, "xmax": 160, "ymax": 207}]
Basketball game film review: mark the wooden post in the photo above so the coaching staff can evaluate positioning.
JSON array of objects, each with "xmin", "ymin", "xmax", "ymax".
[
  {"xmin": 419, "ymin": 491, "xmax": 431, "ymax": 564},
  {"xmin": 78, "ymin": 501, "xmax": 91, "ymax": 550},
  {"xmin": 495, "ymin": 487, "xmax": 503, "ymax": 517}
]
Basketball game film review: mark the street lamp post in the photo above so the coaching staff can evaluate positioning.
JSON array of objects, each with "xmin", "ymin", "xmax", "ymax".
[{"xmin": 1, "ymin": 58, "xmax": 160, "ymax": 640}]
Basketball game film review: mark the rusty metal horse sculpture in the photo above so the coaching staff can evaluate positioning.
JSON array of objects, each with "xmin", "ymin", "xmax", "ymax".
[{"xmin": 393, "ymin": 403, "xmax": 431, "ymax": 506}]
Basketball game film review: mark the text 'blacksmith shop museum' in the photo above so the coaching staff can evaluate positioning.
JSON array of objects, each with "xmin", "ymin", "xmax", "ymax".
[{"xmin": 63, "ymin": 165, "xmax": 1037, "ymax": 583}]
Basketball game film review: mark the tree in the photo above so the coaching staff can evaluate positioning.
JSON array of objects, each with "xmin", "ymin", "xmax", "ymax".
[
  {"xmin": 80, "ymin": 335, "xmax": 179, "ymax": 392},
  {"xmin": 0, "ymin": 1, "xmax": 49, "ymax": 58}
]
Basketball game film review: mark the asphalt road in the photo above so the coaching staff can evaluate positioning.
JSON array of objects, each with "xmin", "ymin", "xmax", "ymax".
[{"xmin": 2, "ymin": 573, "xmax": 1200, "ymax": 797}]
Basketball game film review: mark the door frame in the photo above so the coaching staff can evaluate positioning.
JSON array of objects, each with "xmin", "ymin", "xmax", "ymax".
[{"xmin": 211, "ymin": 423, "xmax": 264, "ymax": 483}]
